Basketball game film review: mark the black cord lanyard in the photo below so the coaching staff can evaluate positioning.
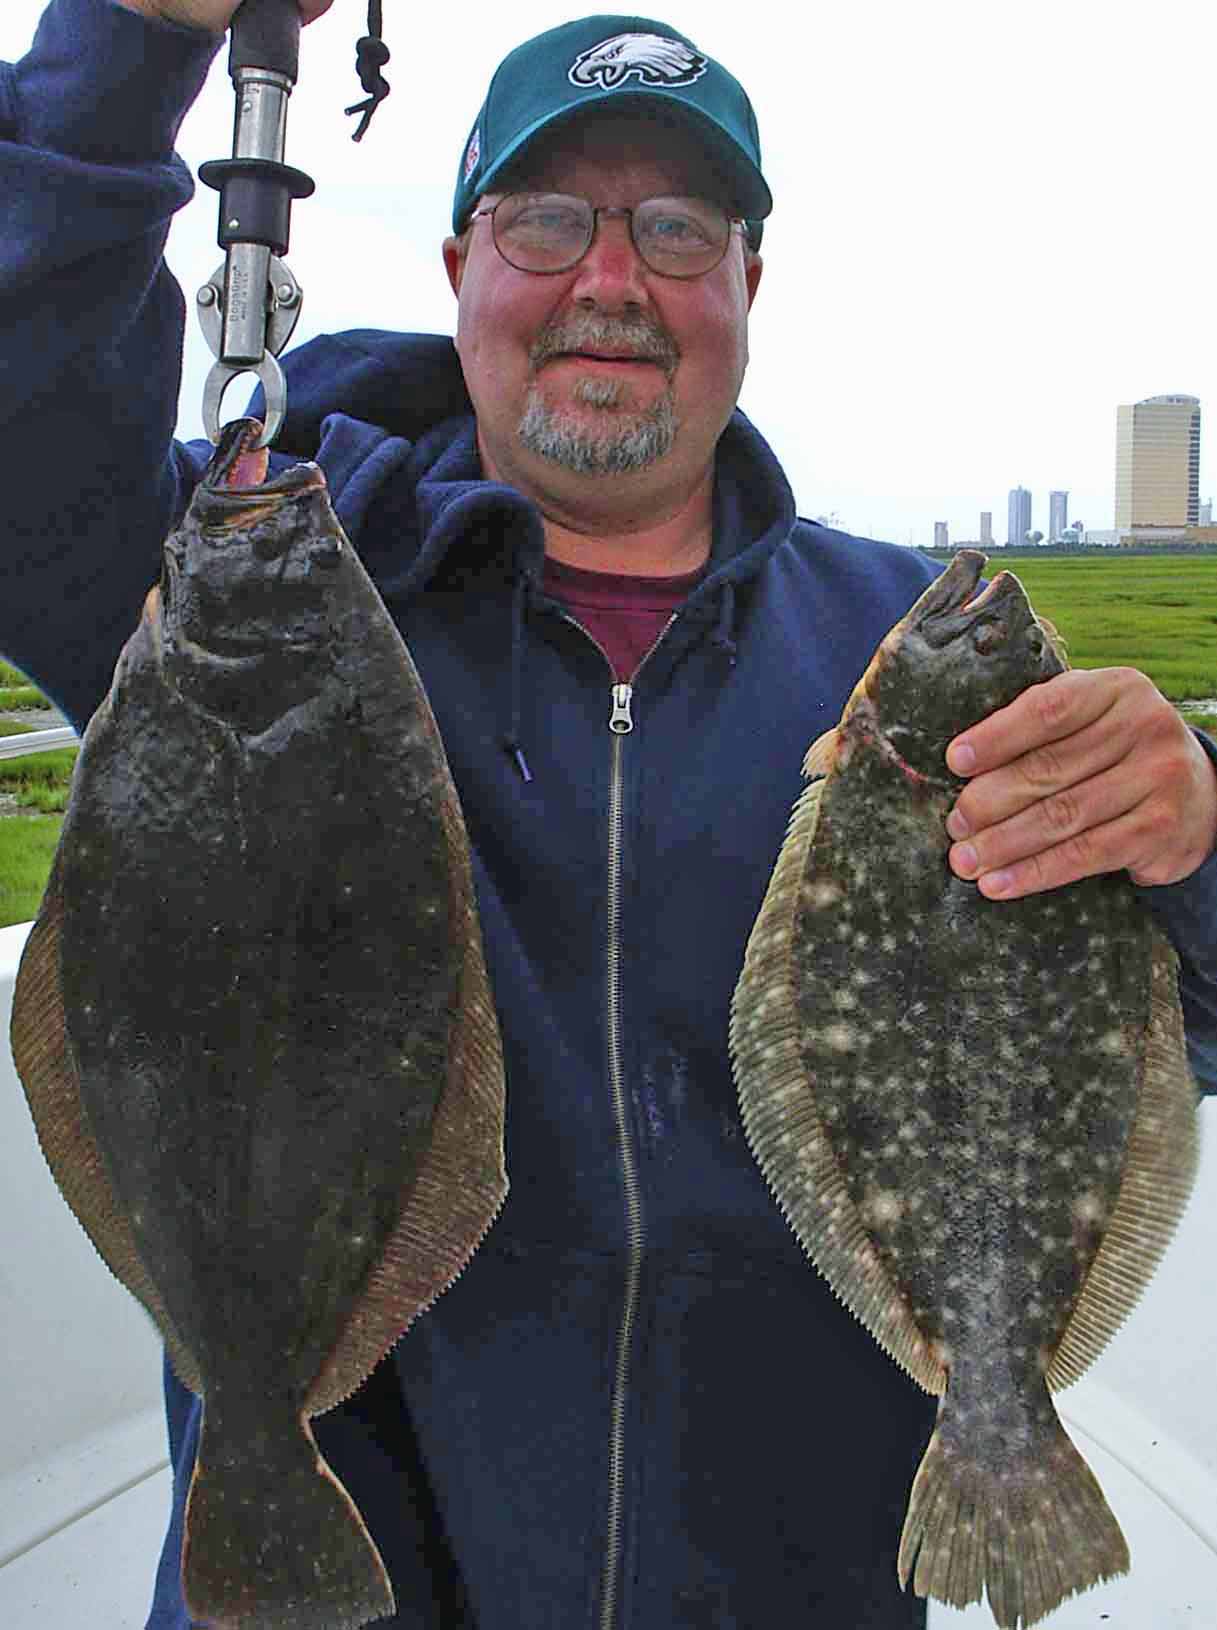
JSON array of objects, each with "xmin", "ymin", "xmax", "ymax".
[{"xmin": 346, "ymin": 0, "xmax": 391, "ymax": 142}]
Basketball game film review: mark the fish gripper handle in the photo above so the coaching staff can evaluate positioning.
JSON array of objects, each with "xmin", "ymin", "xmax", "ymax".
[
  {"xmin": 198, "ymin": 157, "xmax": 315, "ymax": 257},
  {"xmin": 229, "ymin": 0, "xmax": 303, "ymax": 81}
]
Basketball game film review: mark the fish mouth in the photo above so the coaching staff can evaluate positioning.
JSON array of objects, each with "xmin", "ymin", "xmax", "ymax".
[
  {"xmin": 192, "ymin": 422, "xmax": 330, "ymax": 538},
  {"xmin": 915, "ymin": 551, "xmax": 1025, "ymax": 650},
  {"xmin": 203, "ymin": 418, "xmax": 327, "ymax": 507},
  {"xmin": 158, "ymin": 421, "xmax": 342, "ymax": 666}
]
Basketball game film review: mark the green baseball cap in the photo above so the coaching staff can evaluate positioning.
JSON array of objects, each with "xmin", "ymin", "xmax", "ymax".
[{"xmin": 452, "ymin": 17, "xmax": 772, "ymax": 247}]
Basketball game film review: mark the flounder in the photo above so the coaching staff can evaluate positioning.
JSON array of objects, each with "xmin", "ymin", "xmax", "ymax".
[
  {"xmin": 10, "ymin": 421, "xmax": 507, "ymax": 1629},
  {"xmin": 730, "ymin": 550, "xmax": 1198, "ymax": 1629}
]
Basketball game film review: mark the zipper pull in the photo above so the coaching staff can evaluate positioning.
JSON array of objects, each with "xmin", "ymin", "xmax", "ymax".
[{"xmin": 609, "ymin": 683, "xmax": 634, "ymax": 735}]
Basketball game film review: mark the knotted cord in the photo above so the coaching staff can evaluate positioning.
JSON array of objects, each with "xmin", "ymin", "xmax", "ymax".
[{"xmin": 346, "ymin": 0, "xmax": 391, "ymax": 142}]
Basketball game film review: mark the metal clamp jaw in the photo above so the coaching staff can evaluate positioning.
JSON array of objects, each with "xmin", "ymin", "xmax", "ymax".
[
  {"xmin": 197, "ymin": 4, "xmax": 315, "ymax": 449},
  {"xmin": 198, "ymin": 248, "xmax": 303, "ymax": 449}
]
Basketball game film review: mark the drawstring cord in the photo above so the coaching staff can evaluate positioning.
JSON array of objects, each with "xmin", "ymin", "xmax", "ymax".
[
  {"xmin": 346, "ymin": 0, "xmax": 391, "ymax": 143},
  {"xmin": 711, "ymin": 580, "xmax": 738, "ymax": 665},
  {"xmin": 502, "ymin": 570, "xmax": 534, "ymax": 783}
]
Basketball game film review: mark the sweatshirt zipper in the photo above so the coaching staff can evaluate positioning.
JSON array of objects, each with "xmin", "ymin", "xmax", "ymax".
[
  {"xmin": 552, "ymin": 608, "xmax": 674, "ymax": 1629},
  {"xmin": 598, "ymin": 697, "xmax": 642, "ymax": 1630},
  {"xmin": 594, "ymin": 621, "xmax": 674, "ymax": 1630}
]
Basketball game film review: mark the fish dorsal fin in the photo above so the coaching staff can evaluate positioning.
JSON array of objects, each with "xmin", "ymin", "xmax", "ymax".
[
  {"xmin": 304, "ymin": 767, "xmax": 507, "ymax": 1416},
  {"xmin": 802, "ymin": 727, "xmax": 841, "ymax": 780},
  {"xmin": 730, "ymin": 776, "xmax": 947, "ymax": 1398},
  {"xmin": 10, "ymin": 854, "xmax": 204, "ymax": 1395},
  {"xmin": 1047, "ymin": 931, "xmax": 1199, "ymax": 1391},
  {"xmin": 1037, "ymin": 614, "xmax": 1070, "ymax": 669}
]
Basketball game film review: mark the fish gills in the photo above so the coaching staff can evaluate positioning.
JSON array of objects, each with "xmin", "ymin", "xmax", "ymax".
[
  {"xmin": 10, "ymin": 422, "xmax": 507, "ymax": 1630},
  {"xmin": 730, "ymin": 551, "xmax": 1199, "ymax": 1630}
]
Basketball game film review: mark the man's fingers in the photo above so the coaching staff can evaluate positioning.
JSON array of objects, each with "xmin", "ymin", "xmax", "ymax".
[
  {"xmin": 947, "ymin": 707, "xmax": 1132, "ymax": 839},
  {"xmin": 949, "ymin": 764, "xmax": 1164, "ymax": 889},
  {"xmin": 942, "ymin": 664, "xmax": 1217, "ymax": 897},
  {"xmin": 947, "ymin": 668, "xmax": 1134, "ymax": 781}
]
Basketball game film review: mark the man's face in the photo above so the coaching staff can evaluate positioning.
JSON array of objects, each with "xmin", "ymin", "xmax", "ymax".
[{"xmin": 443, "ymin": 116, "xmax": 763, "ymax": 517}]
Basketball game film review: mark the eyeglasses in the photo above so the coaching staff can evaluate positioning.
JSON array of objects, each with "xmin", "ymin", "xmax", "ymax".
[{"xmin": 468, "ymin": 193, "xmax": 746, "ymax": 279}]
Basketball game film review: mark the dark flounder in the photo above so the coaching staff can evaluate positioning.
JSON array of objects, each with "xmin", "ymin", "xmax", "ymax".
[
  {"xmin": 10, "ymin": 421, "xmax": 507, "ymax": 1629},
  {"xmin": 730, "ymin": 551, "xmax": 1198, "ymax": 1630}
]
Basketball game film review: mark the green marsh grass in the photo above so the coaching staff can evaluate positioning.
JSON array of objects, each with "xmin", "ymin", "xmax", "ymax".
[
  {"xmin": 0, "ymin": 686, "xmax": 48, "ymax": 711},
  {"xmin": 0, "ymin": 814, "xmax": 61, "ymax": 929},
  {"xmin": 0, "ymin": 722, "xmax": 77, "ymax": 815},
  {"xmin": 976, "ymin": 554, "xmax": 1217, "ymax": 701},
  {"xmin": 0, "ymin": 722, "xmax": 74, "ymax": 927},
  {"xmin": 0, "ymin": 659, "xmax": 54, "ymax": 712}
]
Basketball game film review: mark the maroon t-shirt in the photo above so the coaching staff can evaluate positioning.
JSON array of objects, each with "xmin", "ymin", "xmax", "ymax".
[{"xmin": 542, "ymin": 556, "xmax": 704, "ymax": 681}]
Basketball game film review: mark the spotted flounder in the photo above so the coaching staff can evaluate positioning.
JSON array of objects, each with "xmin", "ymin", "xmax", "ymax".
[
  {"xmin": 10, "ymin": 421, "xmax": 507, "ymax": 1629},
  {"xmin": 730, "ymin": 550, "xmax": 1198, "ymax": 1629}
]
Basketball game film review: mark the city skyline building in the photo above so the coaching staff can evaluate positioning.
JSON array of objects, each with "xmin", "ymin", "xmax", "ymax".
[
  {"xmin": 1049, "ymin": 490, "xmax": 1069, "ymax": 541},
  {"xmin": 980, "ymin": 511, "xmax": 993, "ymax": 547},
  {"xmin": 1007, "ymin": 485, "xmax": 1032, "ymax": 546},
  {"xmin": 1115, "ymin": 395, "xmax": 1200, "ymax": 538},
  {"xmin": 934, "ymin": 521, "xmax": 949, "ymax": 550}
]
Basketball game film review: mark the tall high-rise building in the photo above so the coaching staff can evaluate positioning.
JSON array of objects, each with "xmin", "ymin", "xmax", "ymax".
[
  {"xmin": 979, "ymin": 512, "xmax": 993, "ymax": 547},
  {"xmin": 934, "ymin": 521, "xmax": 949, "ymax": 550},
  {"xmin": 1007, "ymin": 486, "xmax": 1032, "ymax": 546},
  {"xmin": 1114, "ymin": 395, "xmax": 1200, "ymax": 533},
  {"xmin": 1049, "ymin": 490, "xmax": 1069, "ymax": 542}
]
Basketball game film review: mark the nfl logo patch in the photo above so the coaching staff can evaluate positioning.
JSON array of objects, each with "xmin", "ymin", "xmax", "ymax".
[{"xmin": 464, "ymin": 127, "xmax": 481, "ymax": 181}]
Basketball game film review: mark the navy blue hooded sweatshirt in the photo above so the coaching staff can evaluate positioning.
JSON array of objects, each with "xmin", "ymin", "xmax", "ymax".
[{"xmin": 3, "ymin": 6, "xmax": 1216, "ymax": 1628}]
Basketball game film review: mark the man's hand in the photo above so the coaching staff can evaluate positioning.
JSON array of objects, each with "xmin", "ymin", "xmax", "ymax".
[
  {"xmin": 116, "ymin": 0, "xmax": 334, "ymax": 32},
  {"xmin": 944, "ymin": 667, "xmax": 1217, "ymax": 898}
]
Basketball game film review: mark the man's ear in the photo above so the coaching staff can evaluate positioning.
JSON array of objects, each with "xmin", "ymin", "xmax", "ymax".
[
  {"xmin": 442, "ymin": 236, "xmax": 464, "ymax": 297},
  {"xmin": 745, "ymin": 253, "xmax": 763, "ymax": 309}
]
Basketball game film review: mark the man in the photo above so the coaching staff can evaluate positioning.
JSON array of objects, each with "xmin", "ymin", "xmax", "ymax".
[{"xmin": 2, "ymin": 4, "xmax": 1214, "ymax": 1627}]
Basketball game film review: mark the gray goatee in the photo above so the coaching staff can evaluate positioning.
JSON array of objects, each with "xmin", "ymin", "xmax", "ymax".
[{"xmin": 519, "ymin": 313, "xmax": 680, "ymax": 475}]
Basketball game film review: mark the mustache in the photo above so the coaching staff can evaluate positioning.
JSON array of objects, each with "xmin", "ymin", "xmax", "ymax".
[{"xmin": 529, "ymin": 313, "xmax": 680, "ymax": 375}]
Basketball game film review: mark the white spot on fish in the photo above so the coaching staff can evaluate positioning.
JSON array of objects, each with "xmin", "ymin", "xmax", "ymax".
[
  {"xmin": 807, "ymin": 880, "xmax": 843, "ymax": 909},
  {"xmin": 1073, "ymin": 1192, "xmax": 1106, "ymax": 1225},
  {"xmin": 867, "ymin": 1188, "xmax": 904, "ymax": 1226},
  {"xmin": 822, "ymin": 1022, "xmax": 857, "ymax": 1053}
]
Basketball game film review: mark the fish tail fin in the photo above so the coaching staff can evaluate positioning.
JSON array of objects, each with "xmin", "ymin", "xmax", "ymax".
[
  {"xmin": 182, "ymin": 1399, "xmax": 395, "ymax": 1630},
  {"xmin": 897, "ymin": 1409, "xmax": 1129, "ymax": 1629}
]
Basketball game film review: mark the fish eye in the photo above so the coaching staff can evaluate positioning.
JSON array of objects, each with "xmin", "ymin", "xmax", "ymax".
[{"xmin": 972, "ymin": 621, "xmax": 1006, "ymax": 655}]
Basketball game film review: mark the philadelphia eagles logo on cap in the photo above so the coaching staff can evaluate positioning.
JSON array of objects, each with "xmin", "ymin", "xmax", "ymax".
[
  {"xmin": 463, "ymin": 125, "xmax": 481, "ymax": 182},
  {"xmin": 569, "ymin": 32, "xmax": 708, "ymax": 90}
]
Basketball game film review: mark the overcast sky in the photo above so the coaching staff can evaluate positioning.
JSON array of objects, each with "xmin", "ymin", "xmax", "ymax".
[{"xmin": 7, "ymin": 0, "xmax": 1217, "ymax": 548}]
